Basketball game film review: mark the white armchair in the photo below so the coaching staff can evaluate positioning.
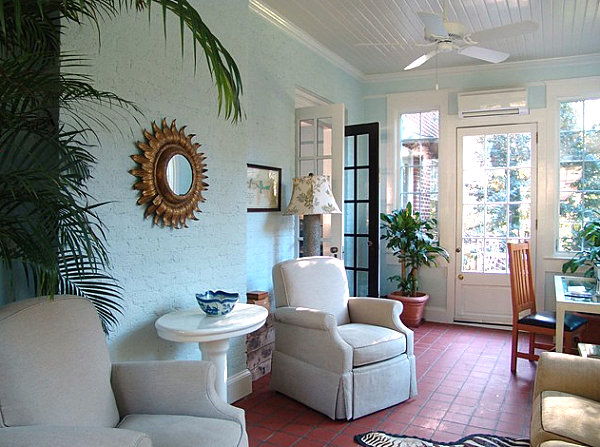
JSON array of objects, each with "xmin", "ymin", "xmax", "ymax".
[
  {"xmin": 0, "ymin": 295, "xmax": 247, "ymax": 447},
  {"xmin": 271, "ymin": 256, "xmax": 417, "ymax": 420}
]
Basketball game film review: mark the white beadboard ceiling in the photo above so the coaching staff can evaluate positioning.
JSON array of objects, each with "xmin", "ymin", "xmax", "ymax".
[{"xmin": 252, "ymin": 0, "xmax": 600, "ymax": 78}]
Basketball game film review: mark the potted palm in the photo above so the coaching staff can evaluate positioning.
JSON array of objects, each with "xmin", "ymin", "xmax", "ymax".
[{"xmin": 380, "ymin": 202, "xmax": 449, "ymax": 327}]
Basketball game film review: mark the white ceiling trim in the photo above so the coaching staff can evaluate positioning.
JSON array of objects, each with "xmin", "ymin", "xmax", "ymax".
[
  {"xmin": 249, "ymin": 0, "xmax": 366, "ymax": 81},
  {"xmin": 363, "ymin": 53, "xmax": 600, "ymax": 83}
]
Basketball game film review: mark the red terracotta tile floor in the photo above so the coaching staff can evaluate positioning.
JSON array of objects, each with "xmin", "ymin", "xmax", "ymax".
[{"xmin": 235, "ymin": 322, "xmax": 537, "ymax": 447}]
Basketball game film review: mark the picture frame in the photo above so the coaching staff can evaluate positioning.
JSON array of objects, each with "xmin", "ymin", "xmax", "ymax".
[{"xmin": 246, "ymin": 164, "xmax": 282, "ymax": 212}]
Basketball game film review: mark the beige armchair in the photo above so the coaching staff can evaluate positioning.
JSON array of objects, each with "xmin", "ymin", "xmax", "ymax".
[
  {"xmin": 531, "ymin": 352, "xmax": 600, "ymax": 447},
  {"xmin": 271, "ymin": 256, "xmax": 417, "ymax": 420},
  {"xmin": 0, "ymin": 295, "xmax": 248, "ymax": 447}
]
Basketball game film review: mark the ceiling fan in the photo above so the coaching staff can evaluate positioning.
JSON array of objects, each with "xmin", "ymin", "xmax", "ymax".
[{"xmin": 404, "ymin": 5, "xmax": 538, "ymax": 70}]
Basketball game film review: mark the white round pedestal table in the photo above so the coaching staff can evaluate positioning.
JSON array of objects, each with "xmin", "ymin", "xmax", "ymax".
[{"xmin": 155, "ymin": 303, "xmax": 268, "ymax": 402}]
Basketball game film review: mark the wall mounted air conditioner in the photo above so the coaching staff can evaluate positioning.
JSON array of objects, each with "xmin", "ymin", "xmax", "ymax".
[{"xmin": 457, "ymin": 88, "xmax": 529, "ymax": 118}]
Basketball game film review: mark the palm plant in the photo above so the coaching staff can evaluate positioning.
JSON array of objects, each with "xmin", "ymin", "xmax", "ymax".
[
  {"xmin": 380, "ymin": 202, "xmax": 449, "ymax": 297},
  {"xmin": 0, "ymin": 0, "xmax": 243, "ymax": 331}
]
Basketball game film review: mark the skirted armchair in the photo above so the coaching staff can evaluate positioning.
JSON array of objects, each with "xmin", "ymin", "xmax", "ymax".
[
  {"xmin": 0, "ymin": 295, "xmax": 248, "ymax": 447},
  {"xmin": 271, "ymin": 256, "xmax": 417, "ymax": 420}
]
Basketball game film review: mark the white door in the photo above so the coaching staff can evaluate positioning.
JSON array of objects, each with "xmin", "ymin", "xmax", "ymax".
[
  {"xmin": 454, "ymin": 124, "xmax": 537, "ymax": 324},
  {"xmin": 295, "ymin": 104, "xmax": 345, "ymax": 258}
]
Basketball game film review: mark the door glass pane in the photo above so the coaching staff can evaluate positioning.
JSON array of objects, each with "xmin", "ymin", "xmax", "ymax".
[
  {"xmin": 318, "ymin": 118, "xmax": 332, "ymax": 156},
  {"xmin": 357, "ymin": 168, "xmax": 369, "ymax": 200},
  {"xmin": 300, "ymin": 119, "xmax": 315, "ymax": 157},
  {"xmin": 318, "ymin": 158, "xmax": 332, "ymax": 177},
  {"xmin": 356, "ymin": 271, "xmax": 369, "ymax": 296},
  {"xmin": 299, "ymin": 159, "xmax": 314, "ymax": 176},
  {"xmin": 345, "ymin": 136, "xmax": 355, "ymax": 166},
  {"xmin": 344, "ymin": 170, "xmax": 354, "ymax": 200},
  {"xmin": 356, "ymin": 237, "xmax": 369, "ymax": 268},
  {"xmin": 344, "ymin": 236, "xmax": 354, "ymax": 267},
  {"xmin": 357, "ymin": 202, "xmax": 369, "ymax": 234},
  {"xmin": 357, "ymin": 134, "xmax": 369, "ymax": 166},
  {"xmin": 461, "ymin": 130, "xmax": 532, "ymax": 273},
  {"xmin": 344, "ymin": 203, "xmax": 355, "ymax": 233}
]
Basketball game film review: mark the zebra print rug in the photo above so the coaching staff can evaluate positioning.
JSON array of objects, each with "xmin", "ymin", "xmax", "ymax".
[{"xmin": 354, "ymin": 432, "xmax": 530, "ymax": 447}]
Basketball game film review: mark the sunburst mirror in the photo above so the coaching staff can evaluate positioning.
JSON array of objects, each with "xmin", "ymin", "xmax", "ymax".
[{"xmin": 130, "ymin": 119, "xmax": 208, "ymax": 228}]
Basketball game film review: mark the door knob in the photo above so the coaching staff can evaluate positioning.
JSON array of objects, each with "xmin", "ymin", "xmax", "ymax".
[
  {"xmin": 457, "ymin": 274, "xmax": 464, "ymax": 280},
  {"xmin": 455, "ymin": 247, "xmax": 461, "ymax": 253}
]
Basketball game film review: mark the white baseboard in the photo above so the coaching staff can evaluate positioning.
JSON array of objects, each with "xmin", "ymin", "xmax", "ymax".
[{"xmin": 227, "ymin": 369, "xmax": 253, "ymax": 403}]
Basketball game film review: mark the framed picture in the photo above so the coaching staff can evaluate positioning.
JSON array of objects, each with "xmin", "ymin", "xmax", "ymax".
[{"xmin": 247, "ymin": 164, "xmax": 282, "ymax": 212}]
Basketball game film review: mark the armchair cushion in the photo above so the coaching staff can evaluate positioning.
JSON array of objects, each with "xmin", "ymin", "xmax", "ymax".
[
  {"xmin": 273, "ymin": 257, "xmax": 350, "ymax": 325},
  {"xmin": 538, "ymin": 391, "xmax": 600, "ymax": 447},
  {"xmin": 0, "ymin": 296, "xmax": 119, "ymax": 428},
  {"xmin": 118, "ymin": 414, "xmax": 245, "ymax": 447},
  {"xmin": 338, "ymin": 323, "xmax": 406, "ymax": 367}
]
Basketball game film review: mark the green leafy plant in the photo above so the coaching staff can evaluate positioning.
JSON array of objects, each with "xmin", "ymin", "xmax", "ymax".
[
  {"xmin": 380, "ymin": 202, "xmax": 449, "ymax": 296},
  {"xmin": 562, "ymin": 211, "xmax": 600, "ymax": 277},
  {"xmin": 0, "ymin": 0, "xmax": 243, "ymax": 331}
]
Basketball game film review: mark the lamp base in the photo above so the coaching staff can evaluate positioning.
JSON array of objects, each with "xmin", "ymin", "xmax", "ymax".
[{"xmin": 303, "ymin": 214, "xmax": 321, "ymax": 257}]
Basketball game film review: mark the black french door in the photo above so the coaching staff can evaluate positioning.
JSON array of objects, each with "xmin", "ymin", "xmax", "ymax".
[{"xmin": 344, "ymin": 123, "xmax": 379, "ymax": 297}]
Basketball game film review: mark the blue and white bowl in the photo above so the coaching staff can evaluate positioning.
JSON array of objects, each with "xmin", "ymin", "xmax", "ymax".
[{"xmin": 195, "ymin": 290, "xmax": 239, "ymax": 316}]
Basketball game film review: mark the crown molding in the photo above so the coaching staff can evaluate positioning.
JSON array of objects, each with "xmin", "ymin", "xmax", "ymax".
[
  {"xmin": 249, "ymin": 0, "xmax": 366, "ymax": 81},
  {"xmin": 363, "ymin": 53, "xmax": 600, "ymax": 83}
]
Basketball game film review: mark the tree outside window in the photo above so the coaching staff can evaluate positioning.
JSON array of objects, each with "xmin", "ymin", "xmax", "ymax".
[{"xmin": 558, "ymin": 98, "xmax": 600, "ymax": 252}]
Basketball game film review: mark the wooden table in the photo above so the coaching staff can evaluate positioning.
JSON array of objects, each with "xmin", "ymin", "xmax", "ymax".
[
  {"xmin": 554, "ymin": 275, "xmax": 600, "ymax": 353},
  {"xmin": 155, "ymin": 303, "xmax": 268, "ymax": 402}
]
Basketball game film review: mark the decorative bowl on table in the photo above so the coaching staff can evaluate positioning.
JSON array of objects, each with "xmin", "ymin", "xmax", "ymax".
[{"xmin": 195, "ymin": 290, "xmax": 239, "ymax": 316}]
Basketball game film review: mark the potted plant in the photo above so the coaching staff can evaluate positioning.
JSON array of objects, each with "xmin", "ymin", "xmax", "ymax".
[
  {"xmin": 380, "ymin": 202, "xmax": 449, "ymax": 327},
  {"xmin": 562, "ymin": 212, "xmax": 600, "ymax": 293}
]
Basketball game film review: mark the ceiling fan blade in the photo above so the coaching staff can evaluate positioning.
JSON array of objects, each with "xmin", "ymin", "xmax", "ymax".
[
  {"xmin": 404, "ymin": 50, "xmax": 439, "ymax": 70},
  {"xmin": 469, "ymin": 20, "xmax": 538, "ymax": 42},
  {"xmin": 417, "ymin": 11, "xmax": 448, "ymax": 37},
  {"xmin": 458, "ymin": 45, "xmax": 509, "ymax": 63}
]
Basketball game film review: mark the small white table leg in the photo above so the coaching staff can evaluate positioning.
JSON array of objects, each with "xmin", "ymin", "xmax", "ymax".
[
  {"xmin": 199, "ymin": 339, "xmax": 230, "ymax": 402},
  {"xmin": 556, "ymin": 303, "xmax": 565, "ymax": 353}
]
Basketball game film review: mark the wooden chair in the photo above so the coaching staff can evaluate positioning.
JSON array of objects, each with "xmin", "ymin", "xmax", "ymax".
[{"xmin": 507, "ymin": 242, "xmax": 588, "ymax": 373}]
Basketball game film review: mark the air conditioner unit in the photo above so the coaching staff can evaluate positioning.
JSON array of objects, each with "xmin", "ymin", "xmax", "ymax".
[{"xmin": 458, "ymin": 88, "xmax": 529, "ymax": 118}]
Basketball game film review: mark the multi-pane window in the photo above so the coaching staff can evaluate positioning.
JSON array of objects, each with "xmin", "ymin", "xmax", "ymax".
[
  {"xmin": 558, "ymin": 98, "xmax": 600, "ymax": 252},
  {"xmin": 397, "ymin": 111, "xmax": 439, "ymax": 220}
]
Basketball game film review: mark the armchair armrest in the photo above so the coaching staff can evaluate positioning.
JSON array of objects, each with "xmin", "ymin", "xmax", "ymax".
[
  {"xmin": 533, "ymin": 352, "xmax": 600, "ymax": 402},
  {"xmin": 111, "ymin": 360, "xmax": 245, "ymax": 427},
  {"xmin": 348, "ymin": 297, "xmax": 414, "ymax": 356},
  {"xmin": 273, "ymin": 307, "xmax": 352, "ymax": 373},
  {"xmin": 0, "ymin": 426, "xmax": 151, "ymax": 447}
]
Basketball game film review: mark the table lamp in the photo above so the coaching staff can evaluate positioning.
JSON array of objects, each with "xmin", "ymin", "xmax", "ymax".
[{"xmin": 284, "ymin": 173, "xmax": 341, "ymax": 257}]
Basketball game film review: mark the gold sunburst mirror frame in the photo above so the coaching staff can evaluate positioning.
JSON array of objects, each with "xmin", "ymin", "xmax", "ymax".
[{"xmin": 130, "ymin": 119, "xmax": 208, "ymax": 228}]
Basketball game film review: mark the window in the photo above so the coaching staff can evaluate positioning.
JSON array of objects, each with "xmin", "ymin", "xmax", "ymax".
[
  {"xmin": 558, "ymin": 98, "xmax": 600, "ymax": 252},
  {"xmin": 397, "ymin": 110, "xmax": 439, "ymax": 220}
]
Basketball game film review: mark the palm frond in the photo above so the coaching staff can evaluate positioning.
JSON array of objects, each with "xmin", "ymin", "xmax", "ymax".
[{"xmin": 58, "ymin": 252, "xmax": 123, "ymax": 333}]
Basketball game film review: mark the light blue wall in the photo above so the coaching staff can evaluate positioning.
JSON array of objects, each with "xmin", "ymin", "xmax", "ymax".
[
  {"xmin": 244, "ymin": 9, "xmax": 364, "ymax": 294},
  {"xmin": 56, "ymin": 0, "xmax": 364, "ymax": 379}
]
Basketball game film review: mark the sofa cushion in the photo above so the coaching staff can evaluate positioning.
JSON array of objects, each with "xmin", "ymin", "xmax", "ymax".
[
  {"xmin": 338, "ymin": 323, "xmax": 406, "ymax": 367},
  {"xmin": 118, "ymin": 414, "xmax": 245, "ymax": 447},
  {"xmin": 541, "ymin": 390, "xmax": 600, "ymax": 447}
]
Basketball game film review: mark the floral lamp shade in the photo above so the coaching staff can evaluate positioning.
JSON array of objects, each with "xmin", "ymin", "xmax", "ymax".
[{"xmin": 284, "ymin": 174, "xmax": 341, "ymax": 216}]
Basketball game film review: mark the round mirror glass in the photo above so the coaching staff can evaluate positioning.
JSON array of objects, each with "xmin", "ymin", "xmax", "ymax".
[{"xmin": 166, "ymin": 154, "xmax": 193, "ymax": 196}]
